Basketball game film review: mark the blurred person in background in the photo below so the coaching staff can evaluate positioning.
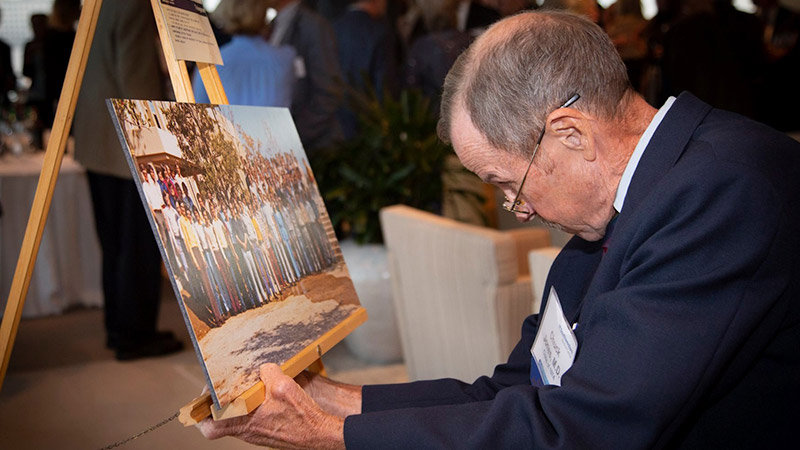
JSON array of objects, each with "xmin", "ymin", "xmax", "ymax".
[
  {"xmin": 542, "ymin": 0, "xmax": 601, "ymax": 23},
  {"xmin": 42, "ymin": 0, "xmax": 80, "ymax": 129},
  {"xmin": 604, "ymin": 0, "xmax": 648, "ymax": 93},
  {"xmin": 660, "ymin": 0, "xmax": 765, "ymax": 119},
  {"xmin": 23, "ymin": 14, "xmax": 49, "ymax": 147},
  {"xmin": 267, "ymin": 0, "xmax": 344, "ymax": 154},
  {"xmin": 73, "ymin": 0, "xmax": 184, "ymax": 361},
  {"xmin": 754, "ymin": 0, "xmax": 800, "ymax": 132},
  {"xmin": 194, "ymin": 0, "xmax": 296, "ymax": 107},
  {"xmin": 404, "ymin": 0, "xmax": 472, "ymax": 116},
  {"xmin": 23, "ymin": 14, "xmax": 48, "ymax": 102},
  {"xmin": 334, "ymin": 0, "xmax": 399, "ymax": 139},
  {"xmin": 0, "ymin": 8, "xmax": 15, "ymax": 108}
]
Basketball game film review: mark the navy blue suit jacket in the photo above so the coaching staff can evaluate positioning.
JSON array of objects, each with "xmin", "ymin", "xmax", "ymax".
[
  {"xmin": 344, "ymin": 93, "xmax": 800, "ymax": 448},
  {"xmin": 277, "ymin": 5, "xmax": 343, "ymax": 153}
]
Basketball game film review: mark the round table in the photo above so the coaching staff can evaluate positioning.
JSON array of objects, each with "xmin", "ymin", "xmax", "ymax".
[{"xmin": 0, "ymin": 152, "xmax": 102, "ymax": 318}]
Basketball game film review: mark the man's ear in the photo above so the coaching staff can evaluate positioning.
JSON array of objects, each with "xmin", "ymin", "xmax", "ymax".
[{"xmin": 547, "ymin": 108, "xmax": 596, "ymax": 161}]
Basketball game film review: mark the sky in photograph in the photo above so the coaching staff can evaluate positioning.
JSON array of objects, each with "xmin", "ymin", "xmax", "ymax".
[{"xmin": 220, "ymin": 105, "xmax": 309, "ymax": 163}]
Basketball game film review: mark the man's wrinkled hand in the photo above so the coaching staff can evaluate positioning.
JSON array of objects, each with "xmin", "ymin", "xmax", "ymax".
[
  {"xmin": 196, "ymin": 363, "xmax": 345, "ymax": 449},
  {"xmin": 294, "ymin": 368, "xmax": 363, "ymax": 418}
]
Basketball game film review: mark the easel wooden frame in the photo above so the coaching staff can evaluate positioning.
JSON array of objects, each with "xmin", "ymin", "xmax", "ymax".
[
  {"xmin": 0, "ymin": 0, "xmax": 367, "ymax": 427},
  {"xmin": 0, "ymin": 0, "xmax": 104, "ymax": 392}
]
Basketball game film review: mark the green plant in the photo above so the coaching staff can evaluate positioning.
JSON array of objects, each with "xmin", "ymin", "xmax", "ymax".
[{"xmin": 314, "ymin": 87, "xmax": 484, "ymax": 244}]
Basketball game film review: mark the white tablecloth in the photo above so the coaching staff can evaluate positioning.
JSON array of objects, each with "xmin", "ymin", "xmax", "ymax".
[{"xmin": 0, "ymin": 152, "xmax": 102, "ymax": 318}]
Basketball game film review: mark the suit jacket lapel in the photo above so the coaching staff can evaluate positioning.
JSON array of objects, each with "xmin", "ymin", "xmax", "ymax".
[
  {"xmin": 580, "ymin": 93, "xmax": 713, "ymax": 302},
  {"xmin": 619, "ymin": 92, "xmax": 712, "ymax": 222}
]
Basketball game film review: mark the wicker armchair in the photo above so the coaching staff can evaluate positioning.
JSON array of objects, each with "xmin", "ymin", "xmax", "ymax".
[{"xmin": 380, "ymin": 205, "xmax": 551, "ymax": 382}]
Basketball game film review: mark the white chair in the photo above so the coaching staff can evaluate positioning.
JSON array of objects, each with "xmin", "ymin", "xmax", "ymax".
[
  {"xmin": 380, "ymin": 205, "xmax": 551, "ymax": 382},
  {"xmin": 528, "ymin": 246, "xmax": 563, "ymax": 314}
]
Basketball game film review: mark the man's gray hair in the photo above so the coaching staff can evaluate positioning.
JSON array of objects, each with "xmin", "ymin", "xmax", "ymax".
[{"xmin": 438, "ymin": 11, "xmax": 631, "ymax": 157}]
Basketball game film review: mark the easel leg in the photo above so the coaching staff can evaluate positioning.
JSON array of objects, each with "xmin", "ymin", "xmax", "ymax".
[
  {"xmin": 307, "ymin": 358, "xmax": 327, "ymax": 377},
  {"xmin": 0, "ymin": 0, "xmax": 104, "ymax": 392}
]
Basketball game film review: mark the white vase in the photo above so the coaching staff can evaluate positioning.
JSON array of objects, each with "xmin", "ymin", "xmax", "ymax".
[{"xmin": 339, "ymin": 239, "xmax": 403, "ymax": 364}]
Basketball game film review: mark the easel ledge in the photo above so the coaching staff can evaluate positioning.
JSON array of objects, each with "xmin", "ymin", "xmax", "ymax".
[{"xmin": 179, "ymin": 307, "xmax": 368, "ymax": 426}]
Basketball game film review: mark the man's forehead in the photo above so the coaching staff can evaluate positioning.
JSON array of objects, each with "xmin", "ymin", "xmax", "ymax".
[
  {"xmin": 451, "ymin": 107, "xmax": 486, "ymax": 166},
  {"xmin": 451, "ymin": 106, "xmax": 516, "ymax": 181}
]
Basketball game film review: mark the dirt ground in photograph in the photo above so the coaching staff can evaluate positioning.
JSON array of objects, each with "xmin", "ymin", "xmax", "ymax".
[
  {"xmin": 194, "ymin": 269, "xmax": 361, "ymax": 406},
  {"xmin": 300, "ymin": 271, "xmax": 359, "ymax": 306}
]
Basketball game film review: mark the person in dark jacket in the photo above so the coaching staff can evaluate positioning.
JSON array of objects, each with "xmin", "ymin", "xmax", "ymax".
[
  {"xmin": 198, "ymin": 11, "xmax": 799, "ymax": 448},
  {"xmin": 268, "ymin": 0, "xmax": 344, "ymax": 154},
  {"xmin": 333, "ymin": 0, "xmax": 398, "ymax": 139},
  {"xmin": 0, "ymin": 8, "xmax": 17, "ymax": 108},
  {"xmin": 73, "ymin": 0, "xmax": 183, "ymax": 361}
]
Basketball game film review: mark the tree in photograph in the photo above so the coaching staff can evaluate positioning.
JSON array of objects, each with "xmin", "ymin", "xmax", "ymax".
[
  {"xmin": 161, "ymin": 103, "xmax": 245, "ymax": 201},
  {"xmin": 112, "ymin": 99, "xmax": 151, "ymax": 150}
]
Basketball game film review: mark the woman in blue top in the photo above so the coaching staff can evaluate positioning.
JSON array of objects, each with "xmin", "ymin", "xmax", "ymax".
[{"xmin": 193, "ymin": 0, "xmax": 296, "ymax": 107}]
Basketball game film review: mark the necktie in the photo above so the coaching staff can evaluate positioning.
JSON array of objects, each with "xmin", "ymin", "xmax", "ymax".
[{"xmin": 601, "ymin": 213, "xmax": 619, "ymax": 255}]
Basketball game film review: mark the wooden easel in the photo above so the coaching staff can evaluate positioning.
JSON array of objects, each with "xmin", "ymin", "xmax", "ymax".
[
  {"xmin": 0, "ymin": 0, "xmax": 104, "ymax": 392},
  {"xmin": 0, "ymin": 0, "xmax": 367, "ymax": 426}
]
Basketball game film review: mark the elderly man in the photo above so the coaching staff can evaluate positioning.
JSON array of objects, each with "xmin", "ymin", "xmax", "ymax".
[{"xmin": 198, "ymin": 10, "xmax": 799, "ymax": 448}]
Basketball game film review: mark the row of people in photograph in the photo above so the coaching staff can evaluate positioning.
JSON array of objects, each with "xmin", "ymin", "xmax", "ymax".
[{"xmin": 138, "ymin": 153, "xmax": 337, "ymax": 328}]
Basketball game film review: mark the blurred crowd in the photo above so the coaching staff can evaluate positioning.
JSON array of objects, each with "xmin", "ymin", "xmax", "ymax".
[
  {"xmin": 1, "ymin": 0, "xmax": 798, "ymax": 152},
  {"xmin": 0, "ymin": 0, "xmax": 81, "ymax": 148},
  {"xmin": 199, "ymin": 0, "xmax": 800, "ymax": 154}
]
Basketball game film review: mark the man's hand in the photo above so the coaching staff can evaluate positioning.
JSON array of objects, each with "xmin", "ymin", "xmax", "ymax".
[
  {"xmin": 197, "ymin": 364, "xmax": 346, "ymax": 449},
  {"xmin": 295, "ymin": 369, "xmax": 363, "ymax": 418}
]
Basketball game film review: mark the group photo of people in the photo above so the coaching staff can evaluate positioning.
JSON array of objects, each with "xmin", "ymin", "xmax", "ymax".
[
  {"xmin": 106, "ymin": 100, "xmax": 364, "ymax": 408},
  {"xmin": 120, "ymin": 100, "xmax": 341, "ymax": 330}
]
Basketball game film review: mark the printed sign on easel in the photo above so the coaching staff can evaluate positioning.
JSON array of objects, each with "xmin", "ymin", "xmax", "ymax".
[{"xmin": 155, "ymin": 0, "xmax": 223, "ymax": 65}]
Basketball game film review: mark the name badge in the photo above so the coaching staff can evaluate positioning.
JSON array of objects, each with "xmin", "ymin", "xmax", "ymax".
[
  {"xmin": 293, "ymin": 56, "xmax": 307, "ymax": 79},
  {"xmin": 530, "ymin": 287, "xmax": 578, "ymax": 386}
]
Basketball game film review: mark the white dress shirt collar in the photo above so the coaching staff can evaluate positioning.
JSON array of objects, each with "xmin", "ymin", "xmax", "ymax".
[{"xmin": 613, "ymin": 96, "xmax": 676, "ymax": 213}]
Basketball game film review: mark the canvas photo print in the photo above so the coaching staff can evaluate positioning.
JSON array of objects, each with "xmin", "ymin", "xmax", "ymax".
[{"xmin": 108, "ymin": 100, "xmax": 361, "ymax": 408}]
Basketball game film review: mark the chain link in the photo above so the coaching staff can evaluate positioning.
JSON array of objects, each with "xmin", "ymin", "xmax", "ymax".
[{"xmin": 97, "ymin": 411, "xmax": 180, "ymax": 450}]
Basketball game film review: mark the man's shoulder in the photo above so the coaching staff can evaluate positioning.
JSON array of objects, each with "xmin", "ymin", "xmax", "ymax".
[
  {"xmin": 688, "ymin": 108, "xmax": 800, "ymax": 190},
  {"xmin": 295, "ymin": 5, "xmax": 334, "ymax": 31},
  {"xmin": 282, "ymin": 5, "xmax": 336, "ymax": 51},
  {"xmin": 334, "ymin": 10, "xmax": 389, "ymax": 38},
  {"xmin": 693, "ymin": 108, "xmax": 795, "ymax": 147},
  {"xmin": 657, "ymin": 94, "xmax": 800, "ymax": 182},
  {"xmin": 625, "ymin": 95, "xmax": 800, "ymax": 232}
]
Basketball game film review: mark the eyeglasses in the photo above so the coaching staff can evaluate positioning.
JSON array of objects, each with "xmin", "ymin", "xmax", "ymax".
[{"xmin": 502, "ymin": 93, "xmax": 581, "ymax": 214}]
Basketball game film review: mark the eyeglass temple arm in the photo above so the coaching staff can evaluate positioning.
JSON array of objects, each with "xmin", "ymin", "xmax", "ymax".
[
  {"xmin": 509, "ymin": 93, "xmax": 581, "ymax": 208},
  {"xmin": 562, "ymin": 93, "xmax": 580, "ymax": 109}
]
